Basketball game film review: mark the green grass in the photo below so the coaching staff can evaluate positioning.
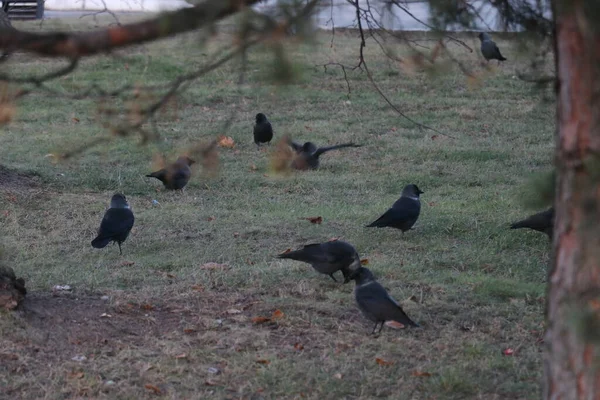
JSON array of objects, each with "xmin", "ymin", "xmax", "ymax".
[{"xmin": 0, "ymin": 15, "xmax": 553, "ymax": 399}]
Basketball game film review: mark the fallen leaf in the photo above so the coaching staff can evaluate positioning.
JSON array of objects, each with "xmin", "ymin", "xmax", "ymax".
[
  {"xmin": 412, "ymin": 370, "xmax": 432, "ymax": 377},
  {"xmin": 205, "ymin": 380, "xmax": 218, "ymax": 386},
  {"xmin": 191, "ymin": 285, "xmax": 204, "ymax": 292},
  {"xmin": 72, "ymin": 117, "xmax": 80, "ymax": 123},
  {"xmin": 207, "ymin": 216, "xmax": 215, "ymax": 221},
  {"xmin": 503, "ymin": 348, "xmax": 514, "ymax": 356},
  {"xmin": 300, "ymin": 216, "xmax": 322, "ymax": 224},
  {"xmin": 144, "ymin": 384, "xmax": 162, "ymax": 394},
  {"xmin": 390, "ymin": 127, "xmax": 397, "ymax": 132},
  {"xmin": 252, "ymin": 316, "xmax": 271, "ymax": 324},
  {"xmin": 226, "ymin": 309, "xmax": 242, "ymax": 315},
  {"xmin": 385, "ymin": 321, "xmax": 406, "ymax": 329},
  {"xmin": 304, "ymin": 125, "xmax": 313, "ymax": 131},
  {"xmin": 250, "ymin": 164, "xmax": 258, "ymax": 171},
  {"xmin": 120, "ymin": 261, "xmax": 135, "ymax": 267},
  {"xmin": 199, "ymin": 262, "xmax": 229, "ymax": 270},
  {"xmin": 271, "ymin": 309, "xmax": 284, "ymax": 320},
  {"xmin": 256, "ymin": 359, "xmax": 270, "ymax": 365},
  {"xmin": 431, "ymin": 135, "xmax": 438, "ymax": 140},
  {"xmin": 376, "ymin": 357, "xmax": 393, "ymax": 366},
  {"xmin": 281, "ymin": 248, "xmax": 292, "ymax": 254},
  {"xmin": 68, "ymin": 371, "xmax": 85, "ymax": 379},
  {"xmin": 141, "ymin": 304, "xmax": 154, "ymax": 311},
  {"xmin": 165, "ymin": 273, "xmax": 175, "ymax": 279},
  {"xmin": 217, "ymin": 135, "xmax": 235, "ymax": 148},
  {"xmin": 174, "ymin": 353, "xmax": 187, "ymax": 359},
  {"xmin": 427, "ymin": 202, "xmax": 436, "ymax": 207},
  {"xmin": 183, "ymin": 328, "xmax": 197, "ymax": 334},
  {"xmin": 327, "ymin": 237, "xmax": 339, "ymax": 242},
  {"xmin": 360, "ymin": 259, "xmax": 369, "ymax": 265},
  {"xmin": 100, "ymin": 313, "xmax": 112, "ymax": 318},
  {"xmin": 233, "ymin": 232, "xmax": 240, "ymax": 238},
  {"xmin": 333, "ymin": 373, "xmax": 343, "ymax": 379},
  {"xmin": 294, "ymin": 342, "xmax": 304, "ymax": 351}
]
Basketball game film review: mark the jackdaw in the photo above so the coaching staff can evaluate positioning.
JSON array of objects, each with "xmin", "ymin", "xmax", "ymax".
[
  {"xmin": 478, "ymin": 32, "xmax": 506, "ymax": 63},
  {"xmin": 510, "ymin": 207, "xmax": 554, "ymax": 238},
  {"xmin": 366, "ymin": 184, "xmax": 423, "ymax": 232},
  {"xmin": 91, "ymin": 193, "xmax": 135, "ymax": 255},
  {"xmin": 146, "ymin": 156, "xmax": 195, "ymax": 190},
  {"xmin": 350, "ymin": 267, "xmax": 419, "ymax": 334},
  {"xmin": 290, "ymin": 141, "xmax": 362, "ymax": 170},
  {"xmin": 253, "ymin": 113, "xmax": 274, "ymax": 145},
  {"xmin": 277, "ymin": 240, "xmax": 361, "ymax": 282}
]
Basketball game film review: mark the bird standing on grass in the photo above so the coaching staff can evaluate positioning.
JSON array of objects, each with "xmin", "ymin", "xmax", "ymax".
[
  {"xmin": 366, "ymin": 184, "xmax": 423, "ymax": 233},
  {"xmin": 253, "ymin": 113, "xmax": 274, "ymax": 146},
  {"xmin": 350, "ymin": 267, "xmax": 419, "ymax": 335},
  {"xmin": 91, "ymin": 193, "xmax": 135, "ymax": 255},
  {"xmin": 290, "ymin": 140, "xmax": 362, "ymax": 170},
  {"xmin": 510, "ymin": 207, "xmax": 554, "ymax": 238},
  {"xmin": 478, "ymin": 32, "xmax": 507, "ymax": 64},
  {"xmin": 277, "ymin": 240, "xmax": 361, "ymax": 282},
  {"xmin": 146, "ymin": 156, "xmax": 195, "ymax": 190}
]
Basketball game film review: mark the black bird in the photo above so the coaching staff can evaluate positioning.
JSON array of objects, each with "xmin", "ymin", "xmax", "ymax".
[
  {"xmin": 253, "ymin": 113, "xmax": 274, "ymax": 146},
  {"xmin": 91, "ymin": 193, "xmax": 135, "ymax": 255},
  {"xmin": 478, "ymin": 32, "xmax": 507, "ymax": 63},
  {"xmin": 277, "ymin": 240, "xmax": 361, "ymax": 282},
  {"xmin": 366, "ymin": 184, "xmax": 423, "ymax": 232},
  {"xmin": 146, "ymin": 156, "xmax": 195, "ymax": 190},
  {"xmin": 290, "ymin": 141, "xmax": 362, "ymax": 170},
  {"xmin": 350, "ymin": 267, "xmax": 419, "ymax": 334},
  {"xmin": 510, "ymin": 207, "xmax": 554, "ymax": 238}
]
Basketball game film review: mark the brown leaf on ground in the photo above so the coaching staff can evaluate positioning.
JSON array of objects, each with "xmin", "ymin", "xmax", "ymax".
[
  {"xmin": 68, "ymin": 371, "xmax": 85, "ymax": 379},
  {"xmin": 294, "ymin": 342, "xmax": 304, "ymax": 351},
  {"xmin": 119, "ymin": 261, "xmax": 135, "ymax": 267},
  {"xmin": 217, "ymin": 135, "xmax": 235, "ymax": 148},
  {"xmin": 300, "ymin": 216, "xmax": 322, "ymax": 224},
  {"xmin": 271, "ymin": 309, "xmax": 284, "ymax": 320},
  {"xmin": 360, "ymin": 259, "xmax": 369, "ymax": 265},
  {"xmin": 251, "ymin": 316, "xmax": 271, "ymax": 324},
  {"xmin": 256, "ymin": 359, "xmax": 270, "ymax": 365},
  {"xmin": 412, "ymin": 370, "xmax": 432, "ymax": 377},
  {"xmin": 144, "ymin": 384, "xmax": 162, "ymax": 394},
  {"xmin": 385, "ymin": 321, "xmax": 406, "ymax": 329},
  {"xmin": 174, "ymin": 353, "xmax": 187, "ymax": 359},
  {"xmin": 376, "ymin": 357, "xmax": 393, "ymax": 366}
]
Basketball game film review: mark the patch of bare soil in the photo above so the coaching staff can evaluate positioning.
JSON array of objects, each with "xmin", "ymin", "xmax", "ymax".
[{"xmin": 0, "ymin": 164, "xmax": 40, "ymax": 192}]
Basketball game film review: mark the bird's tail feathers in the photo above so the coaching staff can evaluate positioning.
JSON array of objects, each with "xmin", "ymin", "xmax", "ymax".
[{"xmin": 91, "ymin": 236, "xmax": 111, "ymax": 249}]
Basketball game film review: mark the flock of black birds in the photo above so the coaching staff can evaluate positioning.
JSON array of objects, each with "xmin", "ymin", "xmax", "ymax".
[{"xmin": 90, "ymin": 34, "xmax": 553, "ymax": 334}]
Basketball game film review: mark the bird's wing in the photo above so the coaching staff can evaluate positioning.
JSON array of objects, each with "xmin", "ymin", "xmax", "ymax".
[
  {"xmin": 147, "ymin": 168, "xmax": 167, "ymax": 180},
  {"xmin": 510, "ymin": 208, "xmax": 554, "ymax": 231},
  {"xmin": 357, "ymin": 282, "xmax": 419, "ymax": 327},
  {"xmin": 314, "ymin": 143, "xmax": 362, "ymax": 158},
  {"xmin": 97, "ymin": 208, "xmax": 135, "ymax": 239},
  {"xmin": 493, "ymin": 43, "xmax": 505, "ymax": 58},
  {"xmin": 321, "ymin": 242, "xmax": 355, "ymax": 265}
]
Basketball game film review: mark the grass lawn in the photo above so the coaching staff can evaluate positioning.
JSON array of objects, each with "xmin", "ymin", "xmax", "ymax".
[{"xmin": 0, "ymin": 14, "xmax": 554, "ymax": 399}]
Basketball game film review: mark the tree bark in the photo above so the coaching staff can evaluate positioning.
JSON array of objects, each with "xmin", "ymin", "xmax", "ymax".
[
  {"xmin": 0, "ymin": 9, "xmax": 13, "ymax": 30},
  {"xmin": 544, "ymin": 1, "xmax": 600, "ymax": 399}
]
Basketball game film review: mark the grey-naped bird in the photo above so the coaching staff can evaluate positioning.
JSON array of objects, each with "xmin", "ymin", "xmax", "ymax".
[
  {"xmin": 510, "ymin": 207, "xmax": 554, "ymax": 238},
  {"xmin": 91, "ymin": 193, "xmax": 135, "ymax": 255},
  {"xmin": 277, "ymin": 240, "xmax": 361, "ymax": 282},
  {"xmin": 350, "ymin": 267, "xmax": 419, "ymax": 334},
  {"xmin": 289, "ymin": 140, "xmax": 362, "ymax": 170},
  {"xmin": 366, "ymin": 184, "xmax": 423, "ymax": 232},
  {"xmin": 478, "ymin": 32, "xmax": 506, "ymax": 63},
  {"xmin": 146, "ymin": 156, "xmax": 195, "ymax": 190},
  {"xmin": 253, "ymin": 113, "xmax": 274, "ymax": 145}
]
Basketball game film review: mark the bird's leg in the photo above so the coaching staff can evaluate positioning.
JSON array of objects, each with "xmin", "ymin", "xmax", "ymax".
[
  {"xmin": 378, "ymin": 321, "xmax": 385, "ymax": 334},
  {"xmin": 118, "ymin": 242, "xmax": 123, "ymax": 256},
  {"xmin": 371, "ymin": 322, "xmax": 379, "ymax": 335},
  {"xmin": 329, "ymin": 274, "xmax": 338, "ymax": 283}
]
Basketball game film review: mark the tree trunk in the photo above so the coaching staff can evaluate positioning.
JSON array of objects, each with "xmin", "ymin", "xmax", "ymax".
[
  {"xmin": 544, "ymin": 1, "xmax": 600, "ymax": 399},
  {"xmin": 0, "ymin": 9, "xmax": 12, "ymax": 30}
]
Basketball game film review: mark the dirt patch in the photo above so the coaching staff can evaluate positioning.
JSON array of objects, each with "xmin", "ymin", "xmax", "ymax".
[{"xmin": 0, "ymin": 164, "xmax": 40, "ymax": 192}]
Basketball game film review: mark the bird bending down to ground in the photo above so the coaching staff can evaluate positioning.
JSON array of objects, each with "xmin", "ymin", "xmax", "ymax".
[
  {"xmin": 349, "ymin": 267, "xmax": 419, "ymax": 334},
  {"xmin": 289, "ymin": 140, "xmax": 362, "ymax": 170},
  {"xmin": 510, "ymin": 207, "xmax": 554, "ymax": 238},
  {"xmin": 366, "ymin": 184, "xmax": 423, "ymax": 233},
  {"xmin": 277, "ymin": 240, "xmax": 361, "ymax": 282},
  {"xmin": 146, "ymin": 156, "xmax": 195, "ymax": 190},
  {"xmin": 91, "ymin": 193, "xmax": 135, "ymax": 255},
  {"xmin": 478, "ymin": 32, "xmax": 506, "ymax": 64},
  {"xmin": 253, "ymin": 113, "xmax": 274, "ymax": 146}
]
